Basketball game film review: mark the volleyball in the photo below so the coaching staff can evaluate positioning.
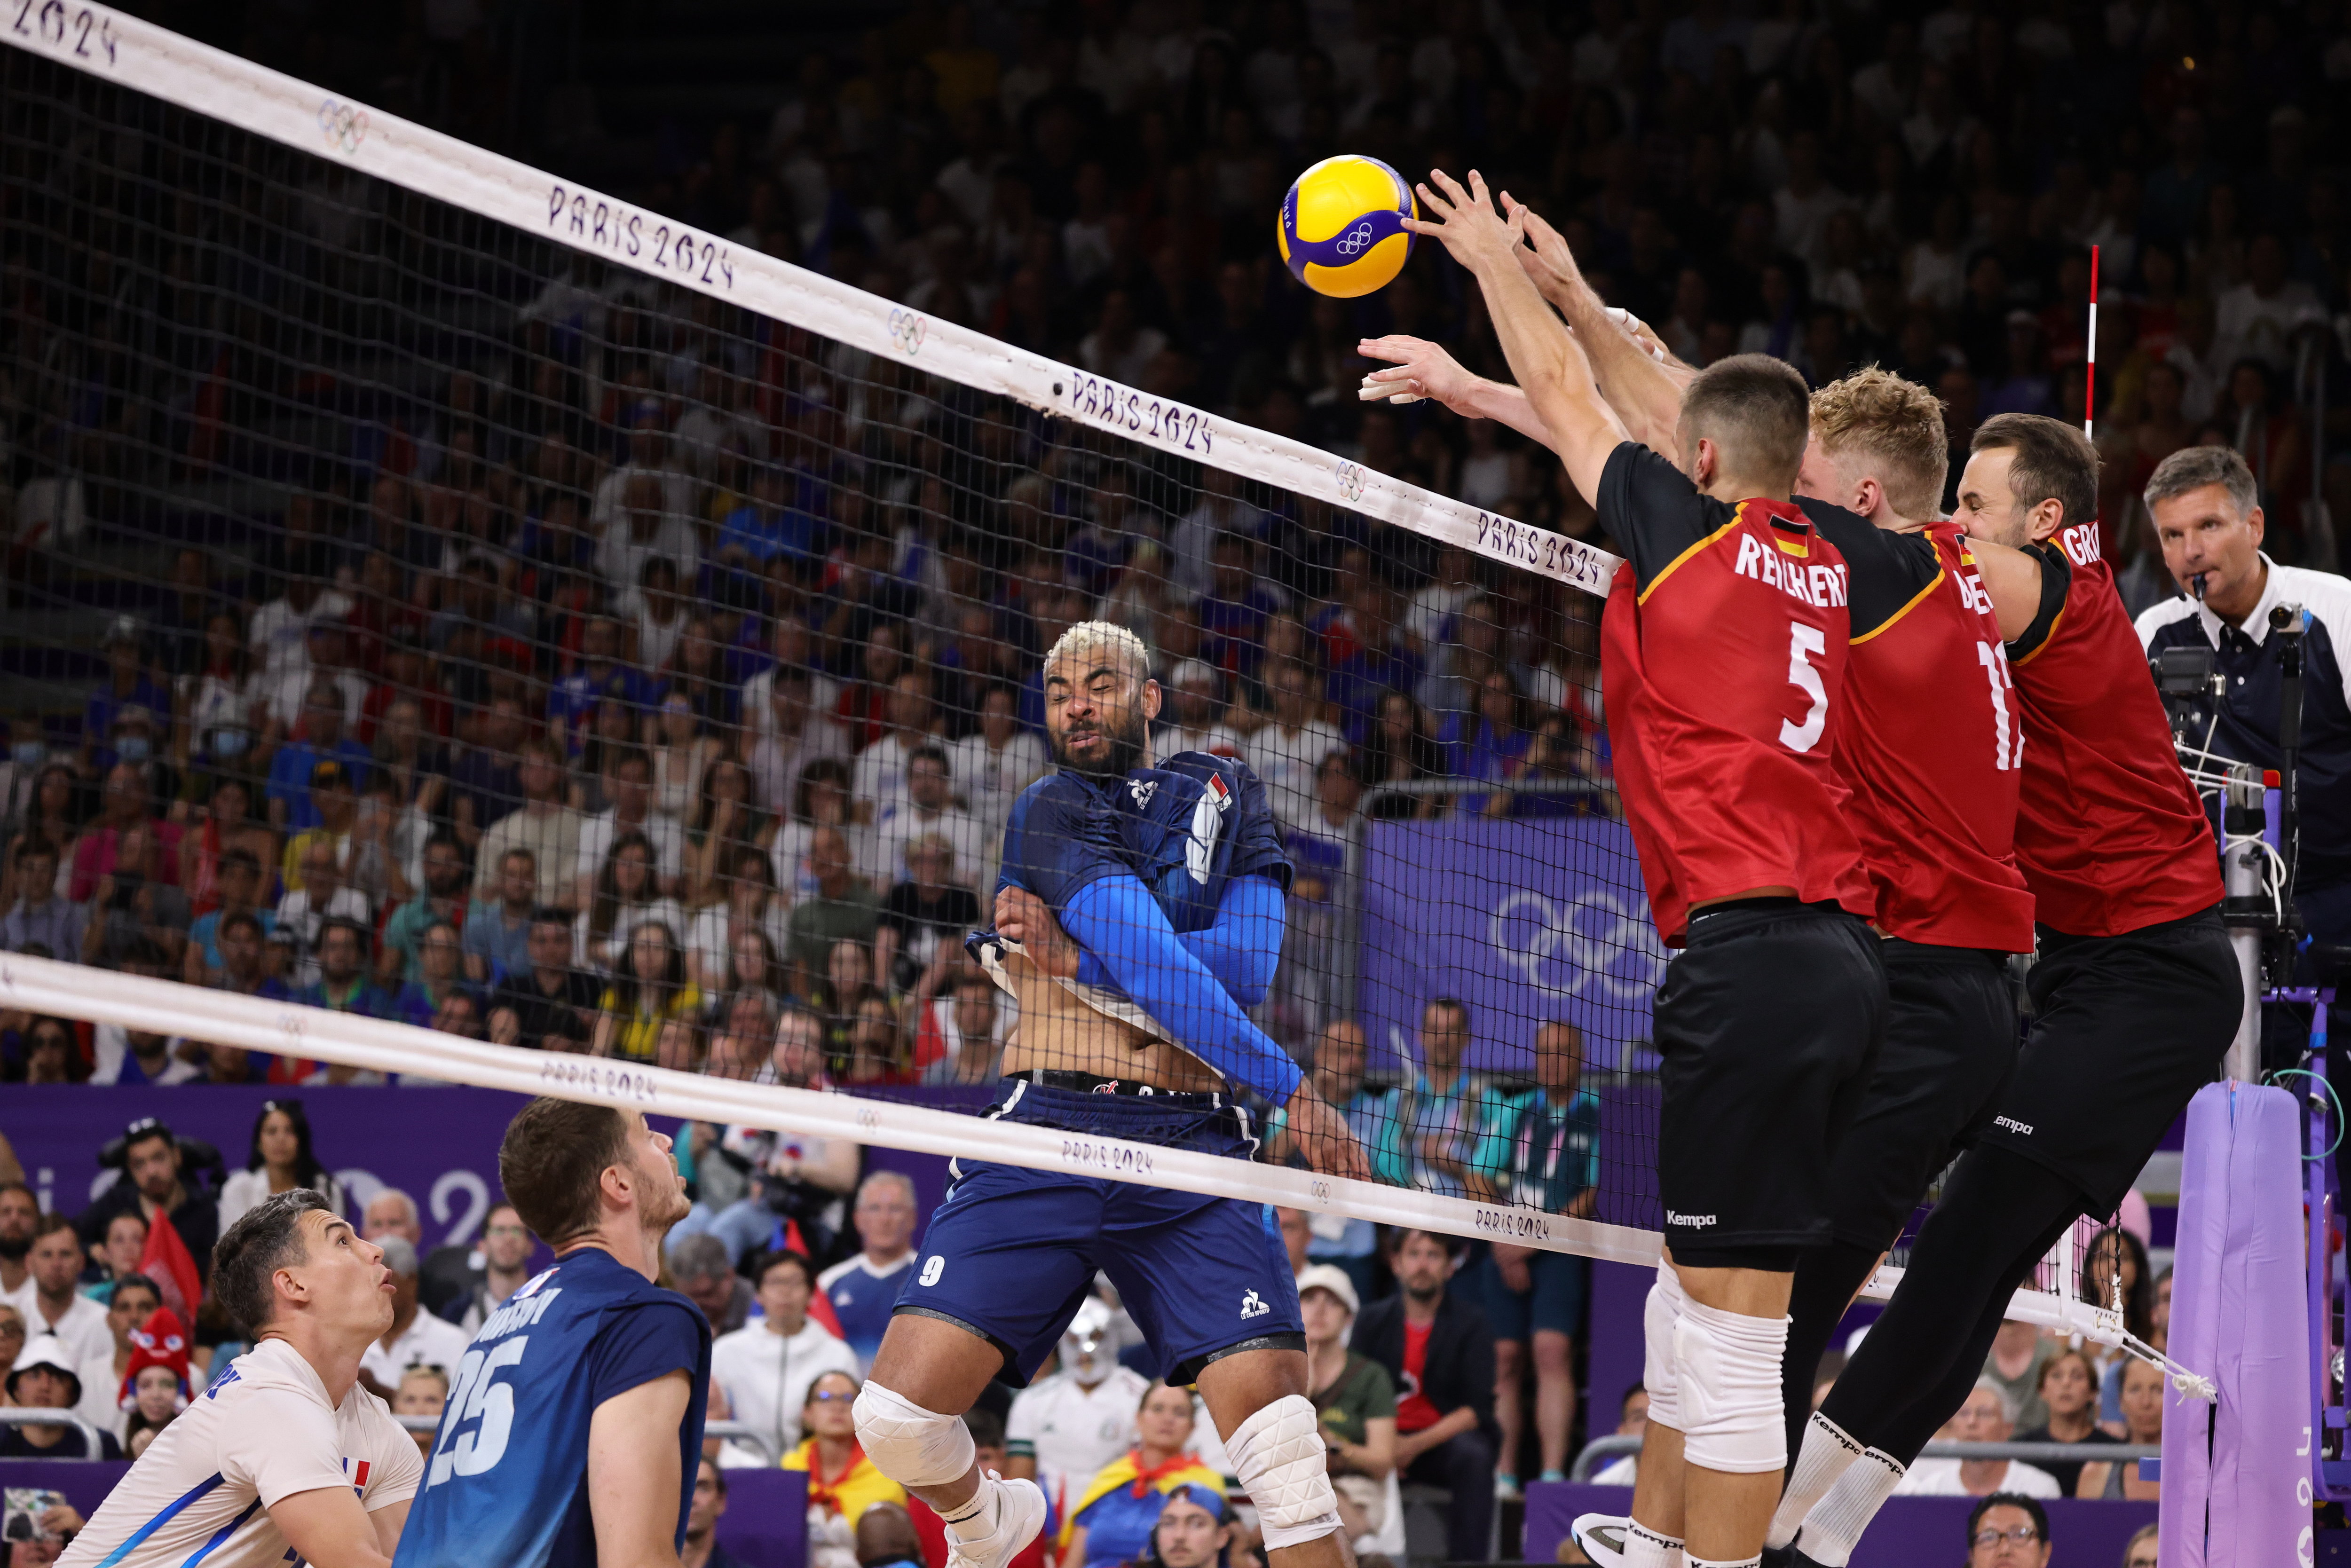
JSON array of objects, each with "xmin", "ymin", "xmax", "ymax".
[{"xmin": 1278, "ymin": 154, "xmax": 1417, "ymax": 298}]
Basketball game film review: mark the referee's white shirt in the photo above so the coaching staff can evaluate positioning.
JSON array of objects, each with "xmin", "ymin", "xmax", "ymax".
[{"xmin": 58, "ymin": 1338, "xmax": 420, "ymax": 1567}]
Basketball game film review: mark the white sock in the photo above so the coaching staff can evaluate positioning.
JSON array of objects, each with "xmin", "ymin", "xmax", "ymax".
[
  {"xmin": 1623, "ymin": 1520, "xmax": 1683, "ymax": 1568},
  {"xmin": 940, "ymin": 1474, "xmax": 1003, "ymax": 1544},
  {"xmin": 1799, "ymin": 1448, "xmax": 1905, "ymax": 1567},
  {"xmin": 1685, "ymin": 1557, "xmax": 1759, "ymax": 1568},
  {"xmin": 1766, "ymin": 1412, "xmax": 1864, "ymax": 1548}
]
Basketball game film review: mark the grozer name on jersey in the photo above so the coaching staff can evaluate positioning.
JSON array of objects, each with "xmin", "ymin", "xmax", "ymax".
[
  {"xmin": 2057, "ymin": 522, "xmax": 2102, "ymax": 567},
  {"xmin": 1731, "ymin": 536, "xmax": 1849, "ymax": 608}
]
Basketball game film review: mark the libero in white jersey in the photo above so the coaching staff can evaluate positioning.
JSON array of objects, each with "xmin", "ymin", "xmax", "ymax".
[{"xmin": 62, "ymin": 1192, "xmax": 418, "ymax": 1568}]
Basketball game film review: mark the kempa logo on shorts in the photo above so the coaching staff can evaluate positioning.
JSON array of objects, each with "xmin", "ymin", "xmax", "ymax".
[
  {"xmin": 1665, "ymin": 1210, "xmax": 1717, "ymax": 1228},
  {"xmin": 1239, "ymin": 1289, "xmax": 1270, "ymax": 1319},
  {"xmin": 1995, "ymin": 1115, "xmax": 2035, "ymax": 1136}
]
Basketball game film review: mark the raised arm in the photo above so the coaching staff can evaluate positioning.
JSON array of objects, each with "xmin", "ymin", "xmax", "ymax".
[
  {"xmin": 1402, "ymin": 171, "xmax": 1627, "ymax": 506},
  {"xmin": 1507, "ymin": 201, "xmax": 1694, "ymax": 459},
  {"xmin": 1356, "ymin": 336, "xmax": 1563, "ymax": 451}
]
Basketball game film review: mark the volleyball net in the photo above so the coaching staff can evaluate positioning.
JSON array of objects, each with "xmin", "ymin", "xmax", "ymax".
[{"xmin": 0, "ymin": 12, "xmax": 2190, "ymax": 1376}]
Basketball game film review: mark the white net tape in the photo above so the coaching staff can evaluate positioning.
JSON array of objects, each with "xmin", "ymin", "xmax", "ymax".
[{"xmin": 1, "ymin": 4, "xmax": 2209, "ymax": 1396}]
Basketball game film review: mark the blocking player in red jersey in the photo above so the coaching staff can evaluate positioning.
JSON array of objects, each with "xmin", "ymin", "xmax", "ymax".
[
  {"xmin": 1401, "ymin": 169, "xmax": 1891, "ymax": 1568},
  {"xmin": 1367, "ymin": 320, "xmax": 2037, "ymax": 1568},
  {"xmin": 1762, "ymin": 416, "xmax": 2239, "ymax": 1567}
]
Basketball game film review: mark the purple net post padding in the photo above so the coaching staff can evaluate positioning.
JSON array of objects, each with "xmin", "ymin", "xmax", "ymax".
[
  {"xmin": 2159, "ymin": 1081, "xmax": 2314, "ymax": 1568},
  {"xmin": 1358, "ymin": 817, "xmax": 1665, "ymax": 1079}
]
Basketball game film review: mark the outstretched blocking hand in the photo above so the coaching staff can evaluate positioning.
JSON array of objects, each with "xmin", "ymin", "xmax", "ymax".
[
  {"xmin": 1283, "ymin": 1078, "xmax": 1370, "ymax": 1182},
  {"xmin": 1357, "ymin": 334, "xmax": 1478, "ymax": 413},
  {"xmin": 1402, "ymin": 168, "xmax": 1525, "ymax": 276}
]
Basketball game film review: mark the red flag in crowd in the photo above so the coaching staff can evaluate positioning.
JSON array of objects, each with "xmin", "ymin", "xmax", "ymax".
[
  {"xmin": 139, "ymin": 1209, "xmax": 205, "ymax": 1330},
  {"xmin": 777, "ymin": 1218, "xmax": 847, "ymax": 1340}
]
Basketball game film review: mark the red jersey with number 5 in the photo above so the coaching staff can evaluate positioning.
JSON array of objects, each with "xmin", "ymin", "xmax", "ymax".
[
  {"xmin": 1809, "ymin": 515, "xmax": 2036, "ymax": 951},
  {"xmin": 1596, "ymin": 444, "xmax": 1882, "ymax": 945},
  {"xmin": 2004, "ymin": 521, "xmax": 2221, "ymax": 935}
]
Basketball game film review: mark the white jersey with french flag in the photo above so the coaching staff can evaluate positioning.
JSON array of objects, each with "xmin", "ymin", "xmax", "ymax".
[{"xmin": 58, "ymin": 1337, "xmax": 420, "ymax": 1568}]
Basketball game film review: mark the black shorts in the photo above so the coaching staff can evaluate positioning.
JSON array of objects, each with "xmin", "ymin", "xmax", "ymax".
[
  {"xmin": 1656, "ymin": 899, "xmax": 1887, "ymax": 1263},
  {"xmin": 1980, "ymin": 906, "xmax": 2241, "ymax": 1215},
  {"xmin": 1821, "ymin": 940, "xmax": 2021, "ymax": 1252}
]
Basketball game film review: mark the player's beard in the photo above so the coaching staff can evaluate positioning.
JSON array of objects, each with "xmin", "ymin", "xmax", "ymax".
[{"xmin": 1052, "ymin": 705, "xmax": 1146, "ymax": 779}]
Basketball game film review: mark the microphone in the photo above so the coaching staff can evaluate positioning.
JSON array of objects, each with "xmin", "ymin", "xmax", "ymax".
[{"xmin": 2189, "ymin": 571, "xmax": 2209, "ymax": 601}]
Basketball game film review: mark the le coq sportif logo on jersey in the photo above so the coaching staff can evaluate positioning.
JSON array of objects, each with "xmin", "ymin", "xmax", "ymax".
[{"xmin": 1489, "ymin": 888, "xmax": 1670, "ymax": 1005}]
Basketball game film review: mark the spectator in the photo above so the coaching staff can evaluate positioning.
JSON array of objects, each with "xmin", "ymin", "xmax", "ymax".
[
  {"xmin": 711, "ymin": 1250, "xmax": 860, "ymax": 1469},
  {"xmin": 473, "ymin": 738, "xmax": 585, "ymax": 912},
  {"xmin": 1961, "ymin": 1494, "xmax": 2051, "ymax": 1568},
  {"xmin": 216, "ymin": 1100, "xmax": 345, "ymax": 1234},
  {"xmin": 817, "ymin": 1172, "xmax": 919, "ymax": 1376},
  {"xmin": 118, "ymin": 1305, "xmax": 191, "ymax": 1458},
  {"xmin": 179, "ymin": 776, "xmax": 276, "ymax": 921},
  {"xmin": 0, "ymin": 1300, "xmax": 23, "ymax": 1376},
  {"xmin": 685, "ymin": 1457, "xmax": 754, "ymax": 1568},
  {"xmin": 876, "ymin": 833, "xmax": 983, "ymax": 1000},
  {"xmin": 17, "ymin": 1216, "xmax": 111, "ymax": 1369},
  {"xmin": 838, "ymin": 993, "xmax": 909, "ymax": 1086},
  {"xmin": 462, "ymin": 847, "xmax": 539, "ymax": 984},
  {"xmin": 1297, "ymin": 1264, "xmax": 1396, "ymax": 1544},
  {"xmin": 84, "ymin": 1210, "xmax": 150, "ymax": 1303},
  {"xmin": 774, "ymin": 759, "xmax": 872, "ymax": 903},
  {"xmin": 445, "ymin": 1202, "xmax": 536, "ymax": 1335},
  {"xmin": 264, "ymin": 686, "xmax": 370, "ymax": 834},
  {"xmin": 1479, "ymin": 1020, "xmax": 1600, "ymax": 1489},
  {"xmin": 295, "ymin": 915, "xmax": 392, "ymax": 1031},
  {"xmin": 182, "ymin": 848, "xmax": 274, "ymax": 984},
  {"xmin": 448, "ymin": 695, "xmax": 528, "ymax": 854},
  {"xmin": 852, "ymin": 670, "xmax": 945, "ymax": 822},
  {"xmin": 688, "ymin": 848, "xmax": 793, "ymax": 998},
  {"xmin": 670, "ymin": 1233, "xmax": 755, "ymax": 1338},
  {"xmin": 1403, "ymin": 997, "xmax": 1508, "ymax": 1200},
  {"xmin": 275, "ymin": 835, "xmax": 374, "ymax": 987},
  {"xmin": 72, "ymin": 1272, "xmax": 161, "ymax": 1439},
  {"xmin": 74, "ymin": 1118, "xmax": 219, "ymax": 1284},
  {"xmin": 787, "ymin": 827, "xmax": 883, "ymax": 992},
  {"xmin": 2121, "ymin": 1522, "xmax": 2158, "ymax": 1568},
  {"xmin": 1356, "ymin": 692, "xmax": 1446, "ymax": 819},
  {"xmin": 393, "ymin": 1364, "xmax": 450, "ymax": 1459},
  {"xmin": 917, "ymin": 969, "xmax": 1012, "ymax": 1084},
  {"xmin": 82, "ymin": 619, "xmax": 171, "ymax": 777},
  {"xmin": 868, "ymin": 747, "xmax": 986, "ymax": 895},
  {"xmin": 81, "ymin": 821, "xmax": 192, "ymax": 971},
  {"xmin": 2079, "ymin": 1226, "xmax": 2155, "ymax": 1429},
  {"xmin": 0, "ymin": 1333, "xmax": 123, "ymax": 1457},
  {"xmin": 1896, "ymin": 1380, "xmax": 2062, "ymax": 1497},
  {"xmin": 379, "ymin": 833, "xmax": 473, "ymax": 984},
  {"xmin": 793, "ymin": 1368, "xmax": 908, "ymax": 1568},
  {"xmin": 1004, "ymin": 1300, "xmax": 1149, "ymax": 1519},
  {"xmin": 672, "ymin": 1010, "xmax": 860, "ymax": 1264},
  {"xmin": 1264, "ymin": 1020, "xmax": 1399, "ymax": 1300},
  {"xmin": 1246, "ymin": 660, "xmax": 1347, "ymax": 834},
  {"xmin": 1354, "ymin": 1229, "xmax": 1496, "ymax": 1561},
  {"xmin": 355, "ymin": 1235, "xmax": 471, "ymax": 1400},
  {"xmin": 0, "ymin": 840, "xmax": 83, "ymax": 957},
  {"xmin": 391, "ymin": 919, "xmax": 476, "ymax": 1031},
  {"xmin": 69, "ymin": 764, "xmax": 181, "ymax": 905},
  {"xmin": 576, "ymin": 748, "xmax": 686, "ymax": 910},
  {"xmin": 547, "ymin": 615, "xmax": 656, "ymax": 756},
  {"xmin": 88, "ymin": 1021, "xmax": 199, "ymax": 1086},
  {"xmin": 1129, "ymin": 1487, "xmax": 1234, "ymax": 1568},
  {"xmin": 576, "ymin": 828, "xmax": 688, "ymax": 975},
  {"xmin": 487, "ymin": 905, "xmax": 601, "ymax": 1052},
  {"xmin": 1587, "ymin": 1384, "xmax": 1648, "ymax": 1486},
  {"xmin": 2008, "ymin": 1347, "xmax": 2118, "ymax": 1496},
  {"xmin": 948, "ymin": 684, "xmax": 1049, "ymax": 837},
  {"xmin": 1981, "ymin": 1317, "xmax": 2059, "ymax": 1434},
  {"xmin": 591, "ymin": 918, "xmax": 699, "ymax": 1063},
  {"xmin": 204, "ymin": 911, "xmax": 286, "ymax": 1004},
  {"xmin": 16, "ymin": 1015, "xmax": 85, "ymax": 1084},
  {"xmin": 1059, "ymin": 1381, "xmax": 1224, "ymax": 1568},
  {"xmin": 2075, "ymin": 1359, "xmax": 2165, "ymax": 1500},
  {"xmin": 748, "ymin": 665, "xmax": 852, "ymax": 820}
]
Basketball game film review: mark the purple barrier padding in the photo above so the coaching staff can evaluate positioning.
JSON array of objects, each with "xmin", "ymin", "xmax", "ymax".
[
  {"xmin": 1357, "ymin": 816, "xmax": 1664, "ymax": 1078},
  {"xmin": 0, "ymin": 1458, "xmax": 806, "ymax": 1568},
  {"xmin": 2160, "ymin": 1081, "xmax": 2314, "ymax": 1568},
  {"xmin": 1524, "ymin": 1482, "xmax": 2155, "ymax": 1567},
  {"xmin": 0, "ymin": 1085, "xmax": 959, "ymax": 1253},
  {"xmin": 1586, "ymin": 1261, "xmax": 1650, "ymax": 1444}
]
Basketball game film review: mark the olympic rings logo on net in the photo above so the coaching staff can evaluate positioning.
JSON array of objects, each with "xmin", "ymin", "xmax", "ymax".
[
  {"xmin": 1335, "ymin": 461, "xmax": 1368, "ymax": 504},
  {"xmin": 887, "ymin": 307, "xmax": 928, "ymax": 357},
  {"xmin": 318, "ymin": 98, "xmax": 370, "ymax": 156},
  {"xmin": 1333, "ymin": 221, "xmax": 1377, "ymax": 257},
  {"xmin": 1488, "ymin": 889, "xmax": 1669, "ymax": 1005}
]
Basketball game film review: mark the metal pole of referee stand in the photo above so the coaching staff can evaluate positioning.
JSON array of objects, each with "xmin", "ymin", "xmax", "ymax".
[{"xmin": 2223, "ymin": 761, "xmax": 2268, "ymax": 1083}]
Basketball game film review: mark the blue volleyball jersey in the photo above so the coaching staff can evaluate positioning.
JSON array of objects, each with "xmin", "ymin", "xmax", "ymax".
[
  {"xmin": 391, "ymin": 1245, "xmax": 712, "ymax": 1568},
  {"xmin": 997, "ymin": 752, "xmax": 1292, "ymax": 931}
]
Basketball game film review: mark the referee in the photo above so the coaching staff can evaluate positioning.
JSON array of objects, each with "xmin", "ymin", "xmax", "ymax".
[{"xmin": 2135, "ymin": 445, "xmax": 2351, "ymax": 947}]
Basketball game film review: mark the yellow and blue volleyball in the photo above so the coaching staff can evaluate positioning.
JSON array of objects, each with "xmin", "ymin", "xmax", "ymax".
[{"xmin": 1278, "ymin": 154, "xmax": 1417, "ymax": 298}]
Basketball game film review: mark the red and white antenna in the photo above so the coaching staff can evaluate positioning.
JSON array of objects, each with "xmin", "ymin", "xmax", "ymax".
[{"xmin": 2083, "ymin": 244, "xmax": 2099, "ymax": 440}]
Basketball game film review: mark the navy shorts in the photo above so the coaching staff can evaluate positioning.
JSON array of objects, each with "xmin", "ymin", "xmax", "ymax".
[
  {"xmin": 895, "ymin": 1078, "xmax": 1306, "ymax": 1386},
  {"xmin": 1474, "ymin": 1248, "xmax": 1587, "ymax": 1341}
]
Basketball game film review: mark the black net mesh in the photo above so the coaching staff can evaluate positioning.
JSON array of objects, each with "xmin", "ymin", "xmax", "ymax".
[{"xmin": 0, "ymin": 45, "xmax": 1666, "ymax": 1239}]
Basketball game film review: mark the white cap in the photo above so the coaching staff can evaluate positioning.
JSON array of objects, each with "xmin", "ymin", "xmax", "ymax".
[{"xmin": 1295, "ymin": 1263, "xmax": 1360, "ymax": 1317}]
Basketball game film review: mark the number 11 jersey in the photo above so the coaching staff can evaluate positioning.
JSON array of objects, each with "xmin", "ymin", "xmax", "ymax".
[
  {"xmin": 1597, "ymin": 442, "xmax": 1903, "ymax": 946},
  {"xmin": 391, "ymin": 1245, "xmax": 712, "ymax": 1568}
]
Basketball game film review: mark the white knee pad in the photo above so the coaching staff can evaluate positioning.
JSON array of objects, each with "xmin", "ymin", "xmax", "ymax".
[
  {"xmin": 1641, "ymin": 1263, "xmax": 1686, "ymax": 1432},
  {"xmin": 853, "ymin": 1382, "xmax": 977, "ymax": 1489},
  {"xmin": 1673, "ymin": 1299, "xmax": 1789, "ymax": 1475},
  {"xmin": 1226, "ymin": 1394, "xmax": 1342, "ymax": 1551}
]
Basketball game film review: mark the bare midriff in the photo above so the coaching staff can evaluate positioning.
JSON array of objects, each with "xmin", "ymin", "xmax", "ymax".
[{"xmin": 995, "ymin": 949, "xmax": 1223, "ymax": 1091}]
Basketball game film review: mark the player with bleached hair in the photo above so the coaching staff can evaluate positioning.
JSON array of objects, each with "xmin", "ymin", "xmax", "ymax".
[{"xmin": 851, "ymin": 618, "xmax": 1368, "ymax": 1568}]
